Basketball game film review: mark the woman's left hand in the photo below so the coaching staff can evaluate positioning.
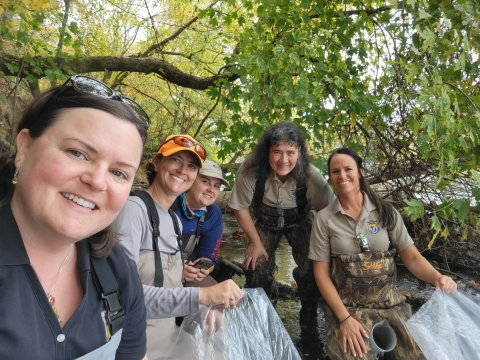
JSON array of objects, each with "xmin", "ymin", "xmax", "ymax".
[
  {"xmin": 435, "ymin": 275, "xmax": 457, "ymax": 293},
  {"xmin": 183, "ymin": 261, "xmax": 201, "ymax": 281},
  {"xmin": 183, "ymin": 262, "xmax": 209, "ymax": 282},
  {"xmin": 340, "ymin": 316, "xmax": 369, "ymax": 358}
]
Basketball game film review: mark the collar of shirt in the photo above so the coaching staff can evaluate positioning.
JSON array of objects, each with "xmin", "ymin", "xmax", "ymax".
[{"xmin": 331, "ymin": 191, "xmax": 377, "ymax": 218}]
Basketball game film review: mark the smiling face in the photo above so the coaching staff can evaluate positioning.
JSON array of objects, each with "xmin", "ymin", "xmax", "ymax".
[
  {"xmin": 268, "ymin": 142, "xmax": 299, "ymax": 182},
  {"xmin": 11, "ymin": 108, "xmax": 143, "ymax": 246},
  {"xmin": 152, "ymin": 151, "xmax": 199, "ymax": 199},
  {"xmin": 186, "ymin": 175, "xmax": 222, "ymax": 209},
  {"xmin": 329, "ymin": 153, "xmax": 364, "ymax": 196}
]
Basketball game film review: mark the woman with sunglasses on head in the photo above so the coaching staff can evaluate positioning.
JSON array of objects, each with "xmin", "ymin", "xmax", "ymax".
[
  {"xmin": 309, "ymin": 148, "xmax": 457, "ymax": 360},
  {"xmin": 0, "ymin": 75, "xmax": 149, "ymax": 360},
  {"xmin": 114, "ymin": 135, "xmax": 242, "ymax": 360}
]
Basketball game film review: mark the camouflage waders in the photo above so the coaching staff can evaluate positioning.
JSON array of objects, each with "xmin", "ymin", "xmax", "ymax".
[
  {"xmin": 244, "ymin": 202, "xmax": 320, "ymax": 331},
  {"xmin": 324, "ymin": 249, "xmax": 426, "ymax": 360}
]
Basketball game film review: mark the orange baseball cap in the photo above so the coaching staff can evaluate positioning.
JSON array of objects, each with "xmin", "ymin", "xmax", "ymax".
[{"xmin": 156, "ymin": 134, "xmax": 206, "ymax": 166}]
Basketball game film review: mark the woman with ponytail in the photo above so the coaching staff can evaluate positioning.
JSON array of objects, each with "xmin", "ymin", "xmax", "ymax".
[{"xmin": 309, "ymin": 148, "xmax": 456, "ymax": 360}]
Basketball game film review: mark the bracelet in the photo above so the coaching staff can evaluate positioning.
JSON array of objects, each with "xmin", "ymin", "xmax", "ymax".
[{"xmin": 339, "ymin": 314, "xmax": 351, "ymax": 324}]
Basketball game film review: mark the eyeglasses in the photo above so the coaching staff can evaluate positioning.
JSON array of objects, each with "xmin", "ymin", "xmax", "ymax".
[
  {"xmin": 43, "ymin": 75, "xmax": 150, "ymax": 126},
  {"xmin": 161, "ymin": 135, "xmax": 207, "ymax": 160}
]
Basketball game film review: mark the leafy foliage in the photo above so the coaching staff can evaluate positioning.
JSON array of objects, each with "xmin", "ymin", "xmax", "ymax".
[{"xmin": 0, "ymin": 0, "xmax": 479, "ymax": 253}]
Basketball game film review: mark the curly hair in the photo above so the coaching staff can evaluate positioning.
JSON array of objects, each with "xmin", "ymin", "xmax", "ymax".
[{"xmin": 242, "ymin": 121, "xmax": 310, "ymax": 184}]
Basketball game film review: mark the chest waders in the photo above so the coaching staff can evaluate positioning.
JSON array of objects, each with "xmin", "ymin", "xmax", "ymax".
[
  {"xmin": 246, "ymin": 176, "xmax": 321, "ymax": 342},
  {"xmin": 324, "ymin": 249, "xmax": 425, "ymax": 360},
  {"xmin": 130, "ymin": 191, "xmax": 184, "ymax": 360}
]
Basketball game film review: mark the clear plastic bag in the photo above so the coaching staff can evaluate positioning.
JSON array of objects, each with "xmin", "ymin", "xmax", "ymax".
[
  {"xmin": 163, "ymin": 288, "xmax": 301, "ymax": 360},
  {"xmin": 406, "ymin": 289, "xmax": 480, "ymax": 360}
]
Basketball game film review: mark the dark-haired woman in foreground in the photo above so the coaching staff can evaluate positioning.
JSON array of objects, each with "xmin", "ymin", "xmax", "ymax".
[
  {"xmin": 309, "ymin": 148, "xmax": 457, "ymax": 359},
  {"xmin": 0, "ymin": 75, "xmax": 149, "ymax": 359}
]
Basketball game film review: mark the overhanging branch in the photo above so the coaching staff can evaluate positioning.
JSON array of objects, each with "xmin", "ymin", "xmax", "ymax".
[{"xmin": 0, "ymin": 54, "xmax": 231, "ymax": 90}]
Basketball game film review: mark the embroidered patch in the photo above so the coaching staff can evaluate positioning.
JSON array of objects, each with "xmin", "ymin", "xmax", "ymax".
[
  {"xmin": 367, "ymin": 221, "xmax": 379, "ymax": 234},
  {"xmin": 291, "ymin": 194, "xmax": 296, "ymax": 199}
]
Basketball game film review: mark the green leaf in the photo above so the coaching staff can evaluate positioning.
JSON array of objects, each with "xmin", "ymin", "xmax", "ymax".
[
  {"xmin": 452, "ymin": 199, "xmax": 469, "ymax": 222},
  {"xmin": 418, "ymin": 10, "xmax": 432, "ymax": 19},
  {"xmin": 420, "ymin": 28, "xmax": 436, "ymax": 50},
  {"xmin": 403, "ymin": 199, "xmax": 424, "ymax": 220},
  {"xmin": 431, "ymin": 215, "xmax": 441, "ymax": 232},
  {"xmin": 206, "ymin": 86, "xmax": 220, "ymax": 98}
]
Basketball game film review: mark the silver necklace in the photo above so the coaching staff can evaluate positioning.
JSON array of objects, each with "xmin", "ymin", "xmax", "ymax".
[{"xmin": 39, "ymin": 246, "xmax": 73, "ymax": 325}]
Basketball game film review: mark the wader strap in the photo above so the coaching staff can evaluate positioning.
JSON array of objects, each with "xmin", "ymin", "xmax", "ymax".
[
  {"xmin": 131, "ymin": 191, "xmax": 164, "ymax": 287},
  {"xmin": 91, "ymin": 256, "xmax": 125, "ymax": 337},
  {"xmin": 295, "ymin": 184, "xmax": 307, "ymax": 216},
  {"xmin": 252, "ymin": 175, "xmax": 307, "ymax": 217},
  {"xmin": 168, "ymin": 208, "xmax": 184, "ymax": 262}
]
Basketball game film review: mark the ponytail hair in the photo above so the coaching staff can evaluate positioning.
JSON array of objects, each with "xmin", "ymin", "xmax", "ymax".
[{"xmin": 327, "ymin": 148, "xmax": 397, "ymax": 230}]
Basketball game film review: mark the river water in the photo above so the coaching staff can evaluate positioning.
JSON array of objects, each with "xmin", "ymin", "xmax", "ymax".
[{"xmin": 219, "ymin": 213, "xmax": 440, "ymax": 359}]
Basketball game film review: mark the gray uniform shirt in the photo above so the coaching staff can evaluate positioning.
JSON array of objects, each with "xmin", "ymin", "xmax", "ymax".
[
  {"xmin": 309, "ymin": 193, "xmax": 414, "ymax": 262},
  {"xmin": 229, "ymin": 162, "xmax": 334, "ymax": 211},
  {"xmin": 114, "ymin": 196, "xmax": 200, "ymax": 319}
]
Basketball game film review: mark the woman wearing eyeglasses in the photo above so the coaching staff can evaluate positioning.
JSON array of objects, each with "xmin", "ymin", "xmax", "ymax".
[
  {"xmin": 0, "ymin": 75, "xmax": 149, "ymax": 359},
  {"xmin": 114, "ymin": 135, "xmax": 242, "ymax": 360}
]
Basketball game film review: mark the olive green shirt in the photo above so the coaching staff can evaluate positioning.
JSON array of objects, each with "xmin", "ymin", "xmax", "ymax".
[
  {"xmin": 309, "ymin": 193, "xmax": 414, "ymax": 262},
  {"xmin": 228, "ymin": 162, "xmax": 334, "ymax": 211}
]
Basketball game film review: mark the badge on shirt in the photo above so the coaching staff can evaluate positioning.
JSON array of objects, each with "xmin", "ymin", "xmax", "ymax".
[{"xmin": 367, "ymin": 221, "xmax": 379, "ymax": 234}]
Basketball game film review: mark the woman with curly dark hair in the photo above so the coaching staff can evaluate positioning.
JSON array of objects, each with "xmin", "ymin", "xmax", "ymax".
[{"xmin": 228, "ymin": 121, "xmax": 334, "ymax": 336}]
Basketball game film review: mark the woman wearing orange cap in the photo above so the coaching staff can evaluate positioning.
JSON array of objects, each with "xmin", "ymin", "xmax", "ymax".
[{"xmin": 114, "ymin": 134, "xmax": 242, "ymax": 360}]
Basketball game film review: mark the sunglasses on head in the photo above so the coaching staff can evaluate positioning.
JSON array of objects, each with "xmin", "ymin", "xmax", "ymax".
[
  {"xmin": 161, "ymin": 135, "xmax": 207, "ymax": 160},
  {"xmin": 41, "ymin": 75, "xmax": 150, "ymax": 126}
]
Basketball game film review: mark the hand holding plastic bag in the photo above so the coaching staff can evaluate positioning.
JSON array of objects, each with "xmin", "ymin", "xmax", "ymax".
[
  {"xmin": 163, "ymin": 288, "xmax": 301, "ymax": 360},
  {"xmin": 406, "ymin": 289, "xmax": 480, "ymax": 360}
]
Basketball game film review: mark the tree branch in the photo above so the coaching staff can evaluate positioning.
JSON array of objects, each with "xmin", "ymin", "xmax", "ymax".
[
  {"xmin": 311, "ymin": 5, "xmax": 393, "ymax": 19},
  {"xmin": 0, "ymin": 54, "xmax": 233, "ymax": 90},
  {"xmin": 140, "ymin": 1, "xmax": 220, "ymax": 57}
]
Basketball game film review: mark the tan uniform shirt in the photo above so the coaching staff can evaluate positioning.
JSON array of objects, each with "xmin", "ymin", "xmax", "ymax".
[
  {"xmin": 309, "ymin": 193, "xmax": 414, "ymax": 262},
  {"xmin": 228, "ymin": 162, "xmax": 334, "ymax": 211}
]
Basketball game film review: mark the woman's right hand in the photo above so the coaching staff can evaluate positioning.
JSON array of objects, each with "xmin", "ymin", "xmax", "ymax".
[
  {"xmin": 340, "ymin": 316, "xmax": 369, "ymax": 358},
  {"xmin": 199, "ymin": 279, "xmax": 244, "ymax": 308},
  {"xmin": 243, "ymin": 242, "xmax": 268, "ymax": 270}
]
